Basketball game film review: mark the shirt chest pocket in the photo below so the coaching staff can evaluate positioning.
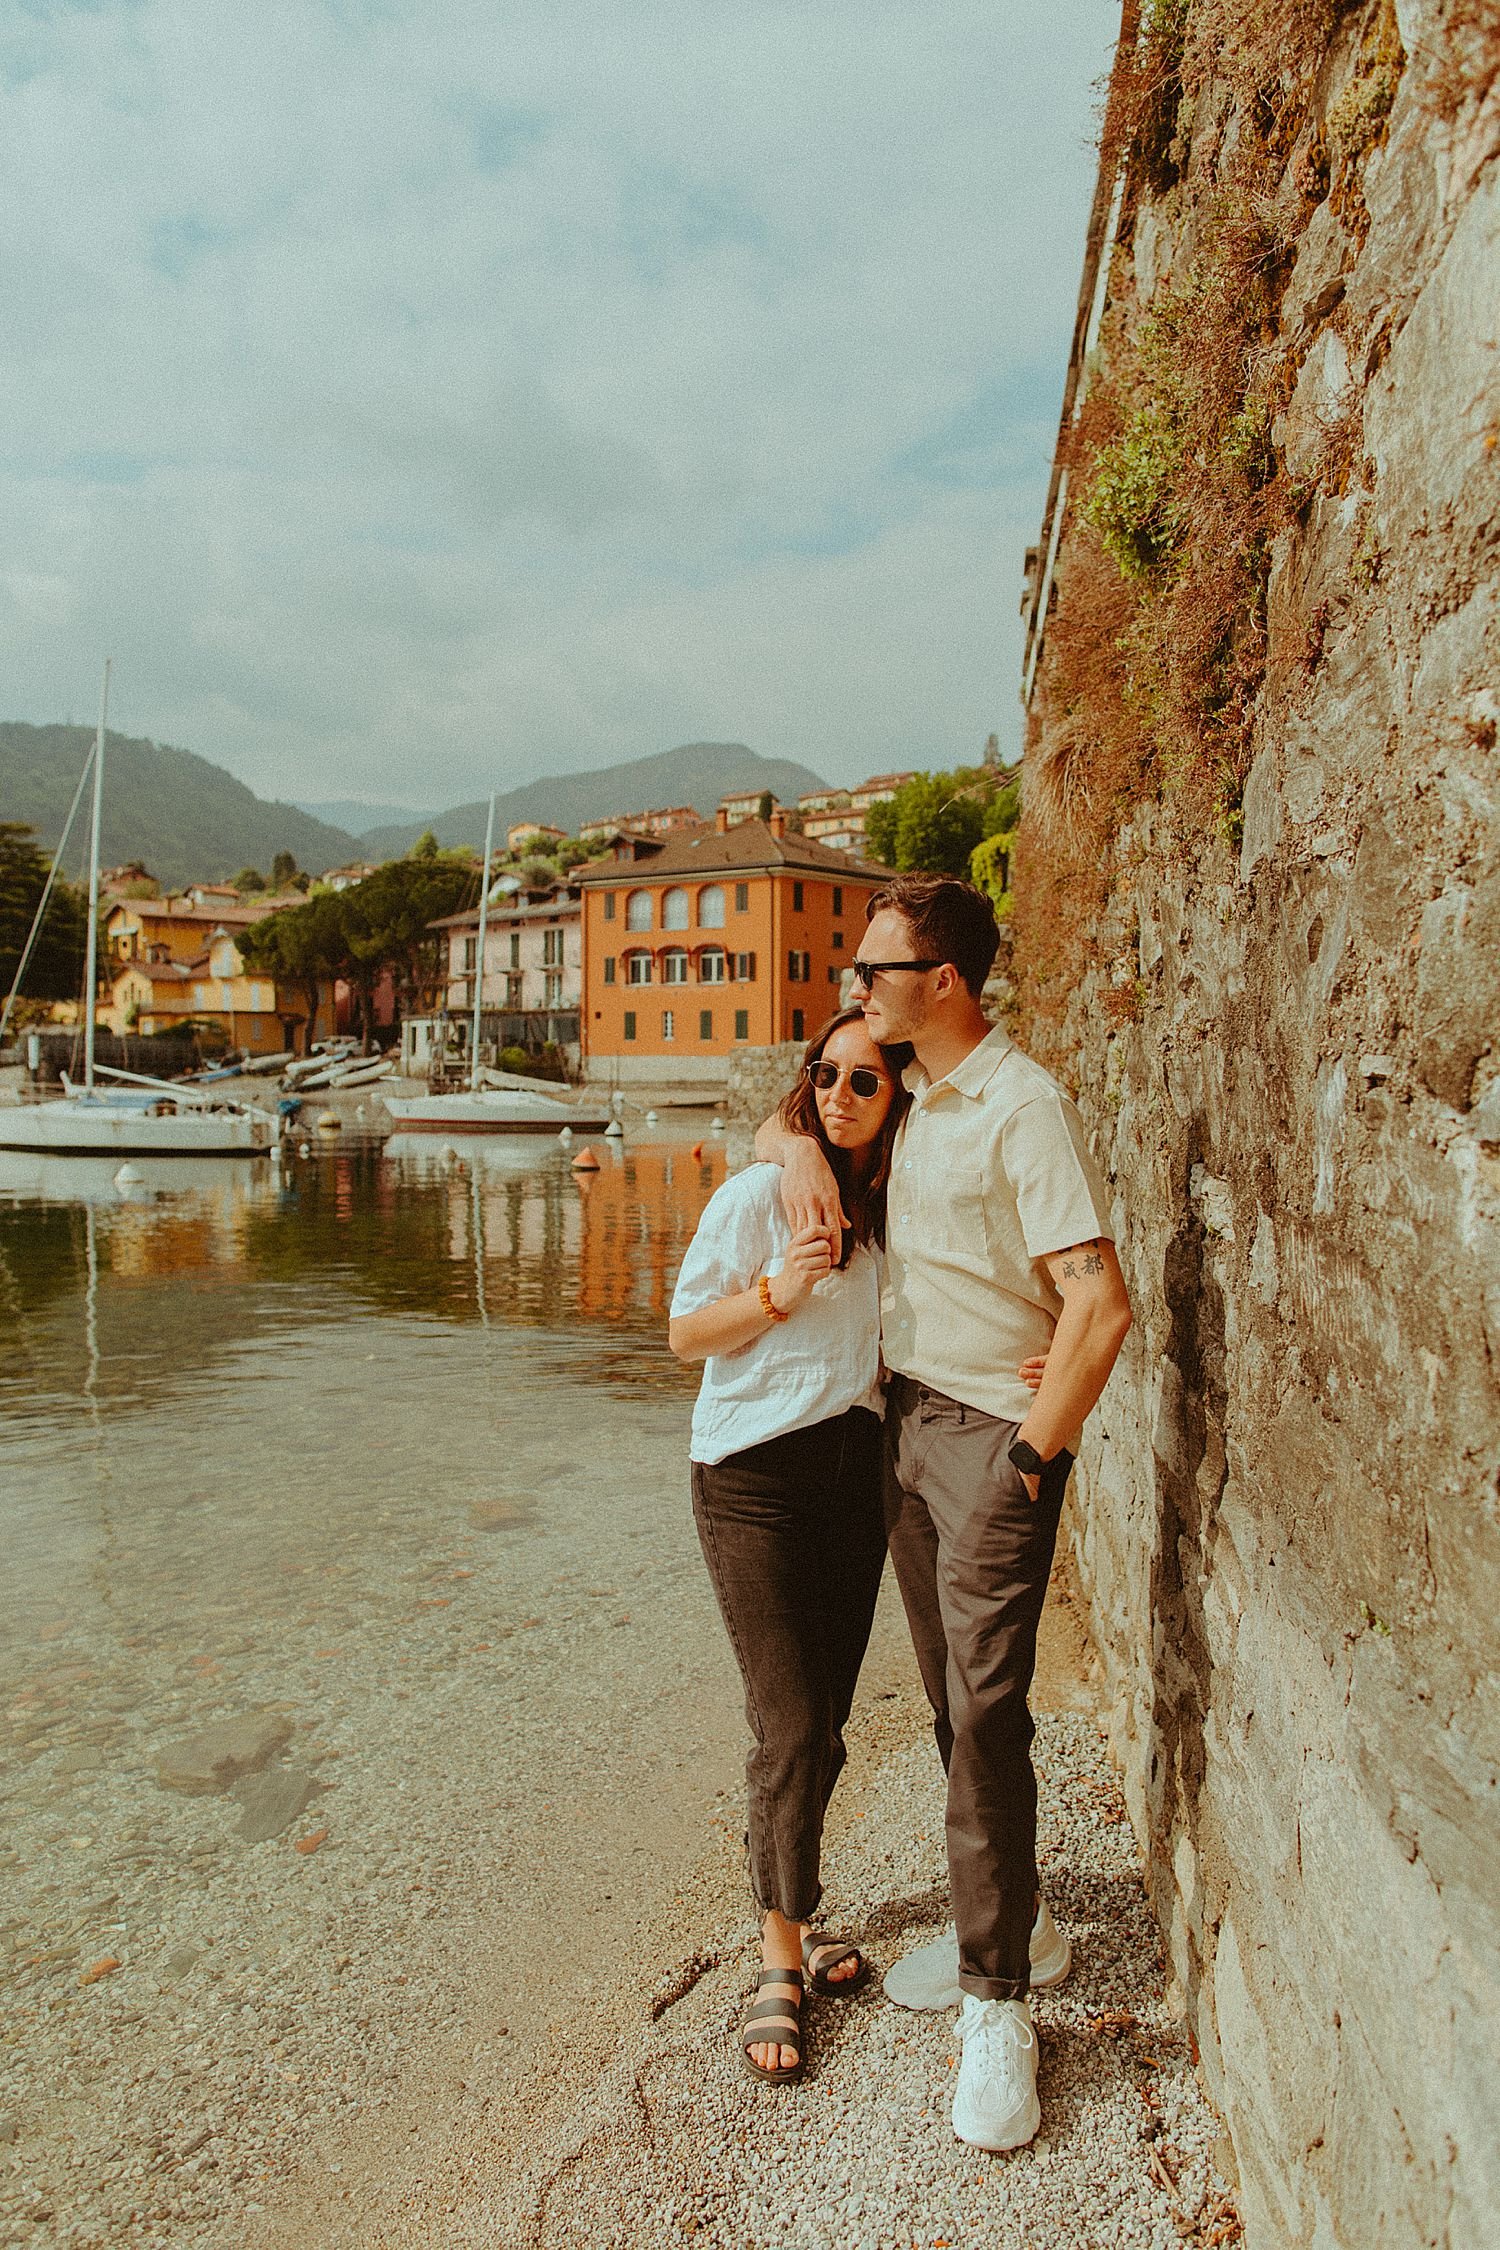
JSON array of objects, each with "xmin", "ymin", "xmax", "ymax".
[{"xmin": 899, "ymin": 1150, "xmax": 990, "ymax": 1264}]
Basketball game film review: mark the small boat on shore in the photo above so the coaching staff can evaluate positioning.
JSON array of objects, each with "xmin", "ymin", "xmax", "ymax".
[{"xmin": 380, "ymin": 1085, "xmax": 611, "ymax": 1134}]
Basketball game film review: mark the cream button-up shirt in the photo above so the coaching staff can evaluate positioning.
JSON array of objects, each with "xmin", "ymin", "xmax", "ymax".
[{"xmin": 881, "ymin": 1025, "xmax": 1116, "ymax": 1440}]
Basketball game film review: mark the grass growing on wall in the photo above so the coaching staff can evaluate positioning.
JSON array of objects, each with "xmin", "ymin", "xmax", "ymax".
[{"xmin": 1013, "ymin": 0, "xmax": 1408, "ymax": 1047}]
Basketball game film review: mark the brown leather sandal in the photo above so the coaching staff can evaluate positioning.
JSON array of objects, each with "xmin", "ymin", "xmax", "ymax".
[
  {"xmin": 801, "ymin": 1930, "xmax": 871, "ymax": 1996},
  {"xmin": 740, "ymin": 1966, "xmax": 805, "ymax": 2084}
]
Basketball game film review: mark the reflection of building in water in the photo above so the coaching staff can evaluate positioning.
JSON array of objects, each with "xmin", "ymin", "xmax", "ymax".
[
  {"xmin": 436, "ymin": 1144, "xmax": 728, "ymax": 1330},
  {"xmin": 105, "ymin": 1183, "xmax": 258, "ymax": 1279}
]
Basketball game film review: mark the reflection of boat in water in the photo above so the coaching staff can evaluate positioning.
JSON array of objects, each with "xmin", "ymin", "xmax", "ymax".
[
  {"xmin": 380, "ymin": 1086, "xmax": 611, "ymax": 1134},
  {"xmin": 381, "ymin": 1129, "xmax": 591, "ymax": 1174},
  {"xmin": 0, "ymin": 1147, "xmax": 269, "ymax": 1205},
  {"xmin": 0, "ymin": 663, "xmax": 273, "ymax": 1161}
]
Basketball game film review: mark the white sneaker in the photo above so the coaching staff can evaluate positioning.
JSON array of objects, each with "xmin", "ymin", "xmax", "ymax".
[
  {"xmin": 882, "ymin": 1900, "xmax": 1072, "ymax": 2010},
  {"xmin": 951, "ymin": 1995, "xmax": 1041, "ymax": 2151}
]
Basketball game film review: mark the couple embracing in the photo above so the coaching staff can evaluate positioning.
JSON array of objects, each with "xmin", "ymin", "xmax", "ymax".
[{"xmin": 669, "ymin": 873, "xmax": 1132, "ymax": 2153}]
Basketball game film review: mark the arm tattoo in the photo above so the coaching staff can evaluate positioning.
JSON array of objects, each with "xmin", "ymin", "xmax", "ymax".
[
  {"xmin": 1062, "ymin": 1258, "xmax": 1079, "ymax": 1280},
  {"xmin": 1082, "ymin": 1249, "xmax": 1105, "ymax": 1276}
]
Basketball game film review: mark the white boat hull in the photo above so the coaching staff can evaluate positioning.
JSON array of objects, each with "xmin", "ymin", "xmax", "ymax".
[
  {"xmin": 380, "ymin": 1090, "xmax": 610, "ymax": 1134},
  {"xmin": 0, "ymin": 1100, "xmax": 273, "ymax": 1157}
]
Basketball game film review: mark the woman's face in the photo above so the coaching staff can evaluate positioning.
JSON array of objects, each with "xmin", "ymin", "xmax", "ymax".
[{"xmin": 812, "ymin": 1018, "xmax": 896, "ymax": 1154}]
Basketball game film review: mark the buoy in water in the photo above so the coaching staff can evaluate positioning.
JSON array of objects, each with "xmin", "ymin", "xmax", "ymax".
[
  {"xmin": 316, "ymin": 1109, "xmax": 341, "ymax": 1132},
  {"xmin": 689, "ymin": 1141, "xmax": 704, "ymax": 1160},
  {"xmin": 604, "ymin": 1119, "xmax": 624, "ymax": 1138},
  {"xmin": 559, "ymin": 1125, "xmax": 573, "ymax": 1143},
  {"xmin": 710, "ymin": 1116, "xmax": 725, "ymax": 1133},
  {"xmin": 645, "ymin": 1109, "xmax": 658, "ymax": 1126},
  {"xmin": 571, "ymin": 1146, "xmax": 601, "ymax": 1171},
  {"xmin": 114, "ymin": 1163, "xmax": 143, "ymax": 1187}
]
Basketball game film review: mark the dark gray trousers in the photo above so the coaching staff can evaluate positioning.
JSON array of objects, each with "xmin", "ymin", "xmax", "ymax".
[
  {"xmin": 884, "ymin": 1373, "xmax": 1071, "ymax": 2000},
  {"xmin": 691, "ymin": 1408, "xmax": 887, "ymax": 1921}
]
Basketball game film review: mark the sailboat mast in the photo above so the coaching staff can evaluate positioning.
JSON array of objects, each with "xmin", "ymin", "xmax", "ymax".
[
  {"xmin": 82, "ymin": 658, "xmax": 110, "ymax": 1092},
  {"xmin": 470, "ymin": 792, "xmax": 496, "ymax": 1095}
]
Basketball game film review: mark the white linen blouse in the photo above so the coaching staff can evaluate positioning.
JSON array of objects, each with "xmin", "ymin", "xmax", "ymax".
[{"xmin": 670, "ymin": 1162, "xmax": 883, "ymax": 1466}]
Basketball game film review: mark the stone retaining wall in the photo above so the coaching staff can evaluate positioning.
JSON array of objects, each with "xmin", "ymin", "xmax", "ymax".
[{"xmin": 1018, "ymin": 7, "xmax": 1499, "ymax": 2245}]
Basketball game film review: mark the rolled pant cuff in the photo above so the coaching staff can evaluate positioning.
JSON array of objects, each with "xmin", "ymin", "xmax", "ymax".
[{"xmin": 958, "ymin": 1973, "xmax": 1029, "ymax": 2002}]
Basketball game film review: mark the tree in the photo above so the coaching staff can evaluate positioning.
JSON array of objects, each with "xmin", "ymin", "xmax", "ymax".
[
  {"xmin": 518, "ymin": 855, "xmax": 556, "ymax": 891},
  {"xmin": 232, "ymin": 866, "xmax": 267, "ymax": 893},
  {"xmin": 270, "ymin": 849, "xmax": 299, "ymax": 890},
  {"xmin": 412, "ymin": 830, "xmax": 440, "ymax": 861},
  {"xmin": 865, "ymin": 768, "xmax": 1022, "ymax": 880},
  {"xmin": 336, "ymin": 857, "xmax": 477, "ymax": 1043},
  {"xmin": 239, "ymin": 890, "xmax": 350, "ymax": 1053},
  {"xmin": 756, "ymin": 791, "xmax": 774, "ymax": 821},
  {"xmin": 0, "ymin": 823, "xmax": 88, "ymax": 1006}
]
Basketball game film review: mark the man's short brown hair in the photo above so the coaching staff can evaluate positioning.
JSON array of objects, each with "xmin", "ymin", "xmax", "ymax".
[{"xmin": 865, "ymin": 873, "xmax": 999, "ymax": 997}]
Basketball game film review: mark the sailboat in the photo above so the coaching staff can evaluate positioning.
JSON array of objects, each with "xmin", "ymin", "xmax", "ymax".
[
  {"xmin": 0, "ymin": 663, "xmax": 274, "ymax": 1159},
  {"xmin": 380, "ymin": 794, "xmax": 610, "ymax": 1136}
]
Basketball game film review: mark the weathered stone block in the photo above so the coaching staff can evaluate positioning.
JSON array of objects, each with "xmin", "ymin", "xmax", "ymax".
[{"xmin": 156, "ymin": 1710, "xmax": 294, "ymax": 1796}]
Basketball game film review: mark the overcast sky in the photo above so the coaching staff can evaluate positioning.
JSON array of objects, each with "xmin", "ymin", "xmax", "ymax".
[{"xmin": 1, "ymin": 0, "xmax": 1120, "ymax": 810}]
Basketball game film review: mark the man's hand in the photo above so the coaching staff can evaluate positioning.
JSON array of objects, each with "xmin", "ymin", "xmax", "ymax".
[
  {"xmin": 769, "ymin": 1225, "xmax": 835, "ymax": 1314},
  {"xmin": 752, "ymin": 1112, "xmax": 848, "ymax": 1247}
]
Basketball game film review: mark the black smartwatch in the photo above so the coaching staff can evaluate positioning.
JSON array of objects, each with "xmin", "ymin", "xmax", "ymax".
[{"xmin": 1008, "ymin": 1437, "xmax": 1051, "ymax": 1478}]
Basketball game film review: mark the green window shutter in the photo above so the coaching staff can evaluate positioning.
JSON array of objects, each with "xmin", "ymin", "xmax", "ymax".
[
  {"xmin": 699, "ymin": 1009, "xmax": 712, "ymax": 1039},
  {"xmin": 624, "ymin": 1010, "xmax": 636, "ymax": 1040},
  {"xmin": 603, "ymin": 957, "xmax": 616, "ymax": 984},
  {"xmin": 734, "ymin": 1009, "xmax": 749, "ymax": 1041}
]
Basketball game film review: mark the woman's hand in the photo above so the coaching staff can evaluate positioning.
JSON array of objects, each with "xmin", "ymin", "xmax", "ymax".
[
  {"xmin": 768, "ymin": 1225, "xmax": 835, "ymax": 1314},
  {"xmin": 1017, "ymin": 1354, "xmax": 1048, "ymax": 1393}
]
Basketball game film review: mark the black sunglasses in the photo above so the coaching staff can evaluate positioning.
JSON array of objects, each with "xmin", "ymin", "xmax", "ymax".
[
  {"xmin": 806, "ymin": 1060, "xmax": 887, "ymax": 1098},
  {"xmin": 850, "ymin": 958, "xmax": 942, "ymax": 990}
]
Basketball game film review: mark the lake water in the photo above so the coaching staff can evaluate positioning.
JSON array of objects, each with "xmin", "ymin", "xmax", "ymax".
[{"xmin": 0, "ymin": 1121, "xmax": 763, "ymax": 2245}]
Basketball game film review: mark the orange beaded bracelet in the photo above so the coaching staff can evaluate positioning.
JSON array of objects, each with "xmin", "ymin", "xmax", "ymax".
[{"xmin": 758, "ymin": 1274, "xmax": 789, "ymax": 1323}]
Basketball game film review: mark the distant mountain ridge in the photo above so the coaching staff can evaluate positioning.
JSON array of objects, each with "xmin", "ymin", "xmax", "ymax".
[
  {"xmin": 355, "ymin": 743, "xmax": 831, "ymax": 857},
  {"xmin": 0, "ymin": 725, "xmax": 832, "ymax": 888},
  {"xmin": 295, "ymin": 797, "xmax": 441, "ymax": 835},
  {"xmin": 0, "ymin": 723, "xmax": 362, "ymax": 890}
]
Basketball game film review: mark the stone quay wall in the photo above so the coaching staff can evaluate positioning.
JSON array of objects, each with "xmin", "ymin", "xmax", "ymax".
[
  {"xmin": 724, "ymin": 1042, "xmax": 806, "ymax": 1126},
  {"xmin": 1014, "ymin": 6, "xmax": 1498, "ymax": 2246}
]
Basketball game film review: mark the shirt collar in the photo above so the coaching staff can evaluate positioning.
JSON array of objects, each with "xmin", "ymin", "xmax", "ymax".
[{"xmin": 903, "ymin": 1024, "xmax": 1013, "ymax": 1105}]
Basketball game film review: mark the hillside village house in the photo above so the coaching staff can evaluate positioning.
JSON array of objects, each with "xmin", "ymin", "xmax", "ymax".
[
  {"xmin": 579, "ymin": 806, "xmax": 698, "ymax": 841},
  {"xmin": 102, "ymin": 892, "xmax": 331, "ymax": 1052},
  {"xmin": 796, "ymin": 771, "xmax": 917, "ymax": 855},
  {"xmin": 506, "ymin": 820, "xmax": 567, "ymax": 854},
  {"xmin": 430, "ymin": 877, "xmax": 585, "ymax": 1061},
  {"xmin": 575, "ymin": 812, "xmax": 888, "ymax": 1083}
]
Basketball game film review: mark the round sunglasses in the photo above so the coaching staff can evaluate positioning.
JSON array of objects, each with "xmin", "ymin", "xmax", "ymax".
[{"xmin": 806, "ymin": 1059, "xmax": 888, "ymax": 1098}]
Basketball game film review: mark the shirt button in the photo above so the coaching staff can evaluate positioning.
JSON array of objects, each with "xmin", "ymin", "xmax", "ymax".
[{"xmin": 904, "ymin": 1159, "xmax": 912, "ymax": 1170}]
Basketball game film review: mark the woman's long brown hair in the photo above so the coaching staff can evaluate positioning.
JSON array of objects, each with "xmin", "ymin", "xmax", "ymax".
[{"xmin": 776, "ymin": 1007, "xmax": 913, "ymax": 1264}]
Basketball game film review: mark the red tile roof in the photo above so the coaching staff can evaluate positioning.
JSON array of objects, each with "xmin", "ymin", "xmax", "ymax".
[{"xmin": 573, "ymin": 818, "xmax": 889, "ymax": 883}]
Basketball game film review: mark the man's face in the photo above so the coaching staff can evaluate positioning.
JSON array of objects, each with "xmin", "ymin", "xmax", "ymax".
[{"xmin": 855, "ymin": 908, "xmax": 939, "ymax": 1044}]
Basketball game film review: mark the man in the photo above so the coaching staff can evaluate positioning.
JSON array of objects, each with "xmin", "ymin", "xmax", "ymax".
[{"xmin": 757, "ymin": 873, "xmax": 1131, "ymax": 2152}]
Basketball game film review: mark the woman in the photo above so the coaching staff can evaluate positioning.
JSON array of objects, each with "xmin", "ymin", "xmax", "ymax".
[{"xmin": 668, "ymin": 1007, "xmax": 909, "ymax": 2082}]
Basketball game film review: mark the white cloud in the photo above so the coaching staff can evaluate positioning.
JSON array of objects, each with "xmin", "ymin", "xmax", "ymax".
[{"xmin": 0, "ymin": 0, "xmax": 1121, "ymax": 806}]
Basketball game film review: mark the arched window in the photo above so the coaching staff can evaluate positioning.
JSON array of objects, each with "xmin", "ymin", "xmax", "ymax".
[
  {"xmin": 661, "ymin": 948, "xmax": 689, "ymax": 985},
  {"xmin": 662, "ymin": 886, "xmax": 690, "ymax": 931},
  {"xmin": 624, "ymin": 950, "xmax": 654, "ymax": 985},
  {"xmin": 626, "ymin": 889, "xmax": 653, "ymax": 932},
  {"xmin": 698, "ymin": 884, "xmax": 726, "ymax": 929},
  {"xmin": 698, "ymin": 947, "xmax": 728, "ymax": 984}
]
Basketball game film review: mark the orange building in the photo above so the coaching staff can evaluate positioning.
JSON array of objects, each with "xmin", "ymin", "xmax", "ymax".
[{"xmin": 576, "ymin": 813, "xmax": 889, "ymax": 1082}]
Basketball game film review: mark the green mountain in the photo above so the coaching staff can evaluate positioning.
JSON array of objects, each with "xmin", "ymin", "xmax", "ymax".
[
  {"xmin": 355, "ymin": 742, "xmax": 831, "ymax": 857},
  {"xmin": 0, "ymin": 723, "xmax": 362, "ymax": 890},
  {"xmin": 295, "ymin": 797, "xmax": 440, "ymax": 834}
]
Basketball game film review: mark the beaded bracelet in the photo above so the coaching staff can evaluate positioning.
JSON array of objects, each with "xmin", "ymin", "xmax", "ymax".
[{"xmin": 758, "ymin": 1274, "xmax": 789, "ymax": 1324}]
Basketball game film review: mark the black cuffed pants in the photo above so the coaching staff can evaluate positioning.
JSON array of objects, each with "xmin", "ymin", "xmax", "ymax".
[{"xmin": 691, "ymin": 1407, "xmax": 887, "ymax": 1921}]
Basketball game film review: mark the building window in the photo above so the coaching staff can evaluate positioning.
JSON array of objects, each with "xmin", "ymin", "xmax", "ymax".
[
  {"xmin": 733, "ymin": 951, "xmax": 757, "ymax": 981},
  {"xmin": 662, "ymin": 1009, "xmax": 675, "ymax": 1040},
  {"xmin": 509, "ymin": 932, "xmax": 521, "ymax": 969},
  {"xmin": 734, "ymin": 1009, "xmax": 749, "ymax": 1041},
  {"xmin": 662, "ymin": 948, "xmax": 689, "ymax": 985},
  {"xmin": 792, "ymin": 1008, "xmax": 805, "ymax": 1041},
  {"xmin": 463, "ymin": 937, "xmax": 476, "ymax": 973},
  {"xmin": 545, "ymin": 972, "xmax": 563, "ymax": 1007},
  {"xmin": 792, "ymin": 880, "xmax": 804, "ymax": 912},
  {"xmin": 833, "ymin": 885, "xmax": 843, "ymax": 913},
  {"xmin": 827, "ymin": 965, "xmax": 841, "ymax": 983},
  {"xmin": 699, "ymin": 1009, "xmax": 713, "ymax": 1040},
  {"xmin": 604, "ymin": 892, "xmax": 616, "ymax": 921},
  {"xmin": 787, "ymin": 949, "xmax": 810, "ymax": 982},
  {"xmin": 626, "ymin": 889, "xmax": 653, "ymax": 932},
  {"xmin": 507, "ymin": 973, "xmax": 524, "ymax": 1006},
  {"xmin": 624, "ymin": 1010, "xmax": 637, "ymax": 1040},
  {"xmin": 832, "ymin": 930, "xmax": 844, "ymax": 949},
  {"xmin": 699, "ymin": 948, "xmax": 727, "ymax": 984},
  {"xmin": 734, "ymin": 882, "xmax": 749, "ymax": 912},
  {"xmin": 543, "ymin": 927, "xmax": 564, "ymax": 965},
  {"xmin": 698, "ymin": 884, "xmax": 725, "ymax": 929},
  {"xmin": 662, "ymin": 886, "xmax": 690, "ymax": 931},
  {"xmin": 603, "ymin": 956, "xmax": 616, "ymax": 984},
  {"xmin": 626, "ymin": 951, "xmax": 653, "ymax": 984}
]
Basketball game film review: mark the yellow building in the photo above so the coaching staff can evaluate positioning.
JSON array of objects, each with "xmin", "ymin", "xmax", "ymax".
[{"xmin": 104, "ymin": 924, "xmax": 330, "ymax": 1053}]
